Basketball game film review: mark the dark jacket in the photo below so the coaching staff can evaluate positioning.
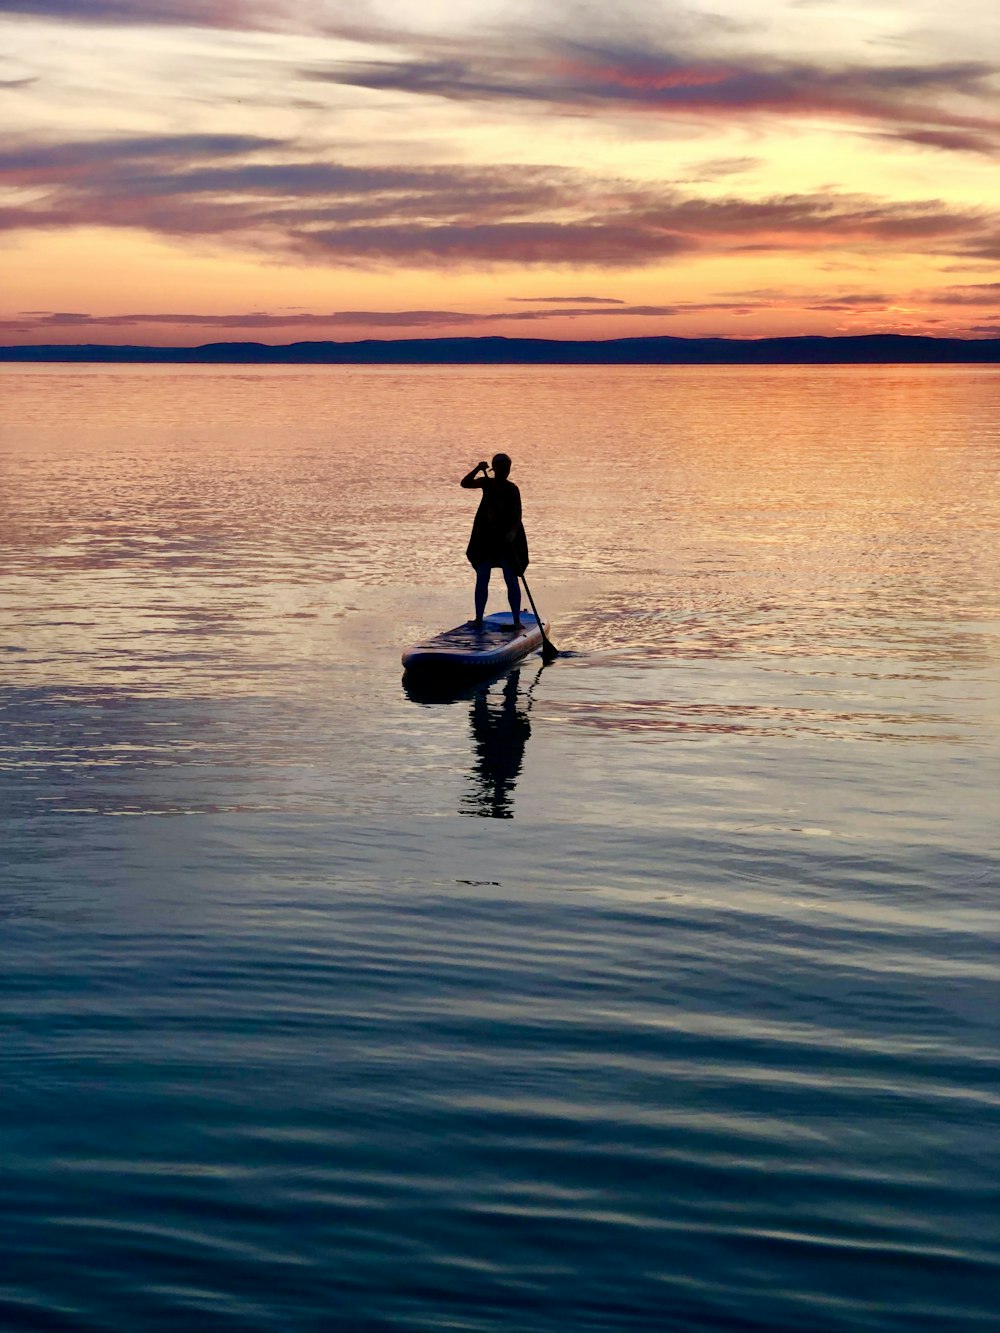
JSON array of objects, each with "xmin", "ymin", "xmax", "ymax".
[{"xmin": 465, "ymin": 477, "xmax": 529, "ymax": 573}]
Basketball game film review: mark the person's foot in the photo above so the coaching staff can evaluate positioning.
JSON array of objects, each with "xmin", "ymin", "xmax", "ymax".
[
  {"xmin": 511, "ymin": 619, "xmax": 522, "ymax": 631},
  {"xmin": 471, "ymin": 617, "xmax": 484, "ymax": 630}
]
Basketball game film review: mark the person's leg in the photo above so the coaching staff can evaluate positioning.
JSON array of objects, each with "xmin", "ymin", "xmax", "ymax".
[
  {"xmin": 474, "ymin": 564, "xmax": 491, "ymax": 625},
  {"xmin": 502, "ymin": 564, "xmax": 522, "ymax": 626}
]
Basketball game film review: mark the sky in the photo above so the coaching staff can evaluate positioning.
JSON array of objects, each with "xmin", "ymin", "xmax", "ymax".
[{"xmin": 1, "ymin": 0, "xmax": 998, "ymax": 345}]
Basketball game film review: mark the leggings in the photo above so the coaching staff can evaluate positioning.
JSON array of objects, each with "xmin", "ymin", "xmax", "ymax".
[{"xmin": 475, "ymin": 563, "xmax": 521, "ymax": 621}]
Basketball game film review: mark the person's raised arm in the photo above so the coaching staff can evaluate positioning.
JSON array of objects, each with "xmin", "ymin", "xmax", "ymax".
[{"xmin": 461, "ymin": 460, "xmax": 490, "ymax": 488}]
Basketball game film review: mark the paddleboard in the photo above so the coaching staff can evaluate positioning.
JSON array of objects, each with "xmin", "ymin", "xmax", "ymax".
[{"xmin": 402, "ymin": 611, "xmax": 546, "ymax": 675}]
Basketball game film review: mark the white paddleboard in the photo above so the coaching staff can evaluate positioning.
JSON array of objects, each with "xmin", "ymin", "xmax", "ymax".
[{"xmin": 402, "ymin": 611, "xmax": 546, "ymax": 675}]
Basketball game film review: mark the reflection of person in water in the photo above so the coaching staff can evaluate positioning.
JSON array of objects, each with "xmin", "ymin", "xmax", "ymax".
[
  {"xmin": 464, "ymin": 669, "xmax": 532, "ymax": 819},
  {"xmin": 461, "ymin": 453, "xmax": 529, "ymax": 629}
]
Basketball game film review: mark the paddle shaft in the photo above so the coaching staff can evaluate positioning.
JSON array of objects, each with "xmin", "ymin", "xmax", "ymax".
[{"xmin": 520, "ymin": 572, "xmax": 558, "ymax": 662}]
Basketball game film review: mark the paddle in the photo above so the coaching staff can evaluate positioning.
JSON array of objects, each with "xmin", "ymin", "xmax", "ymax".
[{"xmin": 520, "ymin": 573, "xmax": 559, "ymax": 663}]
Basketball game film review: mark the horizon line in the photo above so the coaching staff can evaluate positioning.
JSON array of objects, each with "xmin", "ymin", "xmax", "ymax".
[{"xmin": 2, "ymin": 331, "xmax": 999, "ymax": 366}]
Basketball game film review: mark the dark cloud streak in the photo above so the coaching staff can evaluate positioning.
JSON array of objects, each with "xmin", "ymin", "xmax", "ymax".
[
  {"xmin": 877, "ymin": 127, "xmax": 1000, "ymax": 156},
  {"xmin": 0, "ymin": 0, "xmax": 268, "ymax": 29},
  {"xmin": 0, "ymin": 299, "xmax": 785, "ymax": 334},
  {"xmin": 306, "ymin": 38, "xmax": 1000, "ymax": 155},
  {"xmin": 0, "ymin": 131, "xmax": 995, "ymax": 269},
  {"xmin": 300, "ymin": 222, "xmax": 694, "ymax": 267},
  {"xmin": 928, "ymin": 283, "xmax": 1000, "ymax": 305},
  {"xmin": 0, "ymin": 133, "xmax": 284, "ymax": 175},
  {"xmin": 509, "ymin": 295, "xmax": 625, "ymax": 304}
]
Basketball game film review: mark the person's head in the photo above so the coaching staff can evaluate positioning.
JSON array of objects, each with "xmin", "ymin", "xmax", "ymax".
[{"xmin": 491, "ymin": 452, "xmax": 512, "ymax": 480}]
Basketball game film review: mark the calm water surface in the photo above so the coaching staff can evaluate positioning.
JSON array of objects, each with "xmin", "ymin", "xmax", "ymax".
[{"xmin": 2, "ymin": 364, "xmax": 998, "ymax": 1331}]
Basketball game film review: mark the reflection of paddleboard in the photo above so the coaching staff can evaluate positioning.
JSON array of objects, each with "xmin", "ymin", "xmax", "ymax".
[{"xmin": 402, "ymin": 612, "xmax": 546, "ymax": 675}]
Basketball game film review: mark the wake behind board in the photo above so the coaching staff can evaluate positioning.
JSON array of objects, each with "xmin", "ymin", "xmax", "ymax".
[{"xmin": 402, "ymin": 611, "xmax": 546, "ymax": 675}]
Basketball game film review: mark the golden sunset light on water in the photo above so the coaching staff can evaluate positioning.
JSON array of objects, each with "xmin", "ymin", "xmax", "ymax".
[{"xmin": 1, "ymin": 0, "xmax": 998, "ymax": 346}]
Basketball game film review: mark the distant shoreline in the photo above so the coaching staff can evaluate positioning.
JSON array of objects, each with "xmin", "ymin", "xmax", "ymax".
[{"xmin": 2, "ymin": 333, "xmax": 999, "ymax": 365}]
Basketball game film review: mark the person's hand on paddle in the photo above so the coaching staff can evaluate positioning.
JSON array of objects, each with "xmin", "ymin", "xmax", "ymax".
[{"xmin": 477, "ymin": 460, "xmax": 490, "ymax": 473}]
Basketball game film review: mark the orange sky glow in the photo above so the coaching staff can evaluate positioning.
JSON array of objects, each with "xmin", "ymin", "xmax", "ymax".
[{"xmin": 1, "ymin": 0, "xmax": 998, "ymax": 346}]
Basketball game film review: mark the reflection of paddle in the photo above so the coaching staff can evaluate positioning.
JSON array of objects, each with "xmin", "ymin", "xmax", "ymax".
[{"xmin": 520, "ymin": 573, "xmax": 559, "ymax": 663}]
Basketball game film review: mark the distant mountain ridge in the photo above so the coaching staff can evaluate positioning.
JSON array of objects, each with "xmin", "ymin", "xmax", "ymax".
[{"xmin": 2, "ymin": 333, "xmax": 999, "ymax": 364}]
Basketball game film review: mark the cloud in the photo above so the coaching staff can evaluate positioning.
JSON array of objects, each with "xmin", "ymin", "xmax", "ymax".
[
  {"xmin": 803, "ymin": 293, "xmax": 892, "ymax": 310},
  {"xmin": 1, "ymin": 298, "xmax": 801, "ymax": 335},
  {"xmin": 681, "ymin": 156, "xmax": 761, "ymax": 182},
  {"xmin": 305, "ymin": 32, "xmax": 1000, "ymax": 154},
  {"xmin": 1, "ymin": 131, "xmax": 996, "ymax": 270},
  {"xmin": 0, "ymin": 133, "xmax": 284, "ymax": 176},
  {"xmin": 509, "ymin": 295, "xmax": 625, "ymax": 304},
  {"xmin": 293, "ymin": 222, "xmax": 695, "ymax": 266},
  {"xmin": 10, "ymin": 287, "xmax": 995, "ymax": 340},
  {"xmin": 0, "ymin": 303, "xmax": 693, "ymax": 334},
  {"xmin": 7, "ymin": 5, "xmax": 999, "ymax": 168},
  {"xmin": 0, "ymin": 0, "xmax": 268, "ymax": 28},
  {"xmin": 878, "ymin": 127, "xmax": 1000, "ymax": 156},
  {"xmin": 960, "ymin": 235, "xmax": 1000, "ymax": 261},
  {"xmin": 927, "ymin": 282, "xmax": 1000, "ymax": 305},
  {"xmin": 7, "ymin": 4, "xmax": 1000, "ymax": 157},
  {"xmin": 1, "ymin": 308, "xmax": 484, "ymax": 331}
]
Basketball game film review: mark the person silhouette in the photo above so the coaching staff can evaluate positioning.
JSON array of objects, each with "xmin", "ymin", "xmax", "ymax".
[{"xmin": 460, "ymin": 453, "xmax": 529, "ymax": 630}]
